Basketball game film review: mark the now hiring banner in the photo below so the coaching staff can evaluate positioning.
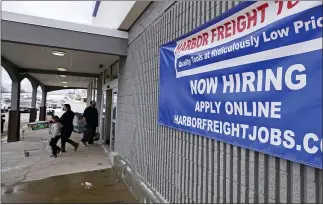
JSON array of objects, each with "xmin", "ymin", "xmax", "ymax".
[{"xmin": 158, "ymin": 1, "xmax": 323, "ymax": 169}]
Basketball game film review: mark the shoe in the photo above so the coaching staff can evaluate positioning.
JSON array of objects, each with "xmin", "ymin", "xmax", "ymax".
[
  {"xmin": 50, "ymin": 154, "xmax": 57, "ymax": 158},
  {"xmin": 81, "ymin": 141, "xmax": 87, "ymax": 147},
  {"xmin": 61, "ymin": 150, "xmax": 66, "ymax": 153},
  {"xmin": 57, "ymin": 150, "xmax": 61, "ymax": 155},
  {"xmin": 74, "ymin": 143, "xmax": 79, "ymax": 151}
]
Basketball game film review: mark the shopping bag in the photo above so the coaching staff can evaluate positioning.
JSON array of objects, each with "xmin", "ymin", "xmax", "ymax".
[{"xmin": 94, "ymin": 132, "xmax": 100, "ymax": 141}]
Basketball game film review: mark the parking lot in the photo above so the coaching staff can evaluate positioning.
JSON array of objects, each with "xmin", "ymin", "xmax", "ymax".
[{"xmin": 1, "ymin": 98, "xmax": 86, "ymax": 138}]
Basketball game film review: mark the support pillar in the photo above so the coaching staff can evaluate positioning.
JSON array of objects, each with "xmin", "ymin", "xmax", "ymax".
[
  {"xmin": 39, "ymin": 88, "xmax": 47, "ymax": 121},
  {"xmin": 97, "ymin": 75, "xmax": 103, "ymax": 135},
  {"xmin": 89, "ymin": 82, "xmax": 91, "ymax": 102},
  {"xmin": 29, "ymin": 84, "xmax": 37, "ymax": 122},
  {"xmin": 93, "ymin": 78, "xmax": 97, "ymax": 101},
  {"xmin": 86, "ymin": 84, "xmax": 91, "ymax": 106},
  {"xmin": 90, "ymin": 82, "xmax": 93, "ymax": 102},
  {"xmin": 91, "ymin": 80, "xmax": 94, "ymax": 101},
  {"xmin": 8, "ymin": 81, "xmax": 21, "ymax": 142}
]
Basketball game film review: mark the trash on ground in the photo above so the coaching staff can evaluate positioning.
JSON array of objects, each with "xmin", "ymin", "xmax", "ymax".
[{"xmin": 81, "ymin": 182, "xmax": 93, "ymax": 189}]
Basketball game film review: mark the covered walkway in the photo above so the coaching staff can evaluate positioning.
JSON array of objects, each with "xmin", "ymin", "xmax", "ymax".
[{"xmin": 1, "ymin": 11, "xmax": 128, "ymax": 142}]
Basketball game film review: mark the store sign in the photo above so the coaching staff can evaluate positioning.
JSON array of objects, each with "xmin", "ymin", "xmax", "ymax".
[{"xmin": 158, "ymin": 1, "xmax": 322, "ymax": 168}]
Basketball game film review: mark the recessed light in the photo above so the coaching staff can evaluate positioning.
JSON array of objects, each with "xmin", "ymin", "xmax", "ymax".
[
  {"xmin": 57, "ymin": 67, "xmax": 67, "ymax": 71},
  {"xmin": 52, "ymin": 50, "xmax": 65, "ymax": 56},
  {"xmin": 63, "ymin": 86, "xmax": 68, "ymax": 88},
  {"xmin": 62, "ymin": 82, "xmax": 67, "ymax": 84},
  {"xmin": 60, "ymin": 75, "xmax": 66, "ymax": 77}
]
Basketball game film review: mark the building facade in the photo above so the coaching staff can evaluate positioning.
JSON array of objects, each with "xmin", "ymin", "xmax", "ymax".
[{"xmin": 93, "ymin": 1, "xmax": 323, "ymax": 203}]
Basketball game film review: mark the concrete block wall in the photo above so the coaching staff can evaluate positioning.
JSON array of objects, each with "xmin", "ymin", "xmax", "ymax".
[{"xmin": 115, "ymin": 1, "xmax": 323, "ymax": 203}]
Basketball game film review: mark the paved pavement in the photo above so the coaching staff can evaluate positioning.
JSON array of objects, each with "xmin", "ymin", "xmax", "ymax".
[
  {"xmin": 1, "ymin": 130, "xmax": 112, "ymax": 185},
  {"xmin": 1, "ymin": 169, "xmax": 138, "ymax": 203},
  {"xmin": 1, "ymin": 120, "xmax": 137, "ymax": 203}
]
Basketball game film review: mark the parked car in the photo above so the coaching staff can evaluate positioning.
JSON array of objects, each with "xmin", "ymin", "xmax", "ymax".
[
  {"xmin": 47, "ymin": 102, "xmax": 60, "ymax": 109},
  {"xmin": 74, "ymin": 94, "xmax": 81, "ymax": 101},
  {"xmin": 23, "ymin": 96, "xmax": 32, "ymax": 100},
  {"xmin": 51, "ymin": 103, "xmax": 58, "ymax": 109},
  {"xmin": 20, "ymin": 100, "xmax": 31, "ymax": 113}
]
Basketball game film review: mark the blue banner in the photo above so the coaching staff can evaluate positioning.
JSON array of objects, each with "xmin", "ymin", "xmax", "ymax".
[{"xmin": 158, "ymin": 1, "xmax": 323, "ymax": 169}]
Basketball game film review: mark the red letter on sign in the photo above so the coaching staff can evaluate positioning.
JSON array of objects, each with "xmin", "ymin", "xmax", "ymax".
[
  {"xmin": 237, "ymin": 15, "xmax": 246, "ymax": 33},
  {"xmin": 197, "ymin": 36, "xmax": 203, "ymax": 48},
  {"xmin": 287, "ymin": 1, "xmax": 299, "ymax": 9},
  {"xmin": 275, "ymin": 1, "xmax": 284, "ymax": 15},
  {"xmin": 191, "ymin": 38, "xmax": 197, "ymax": 49},
  {"xmin": 175, "ymin": 43, "xmax": 182, "ymax": 54},
  {"xmin": 211, "ymin": 28, "xmax": 217, "ymax": 43},
  {"xmin": 257, "ymin": 3, "xmax": 269, "ymax": 23},
  {"xmin": 202, "ymin": 32, "xmax": 209, "ymax": 46},
  {"xmin": 247, "ymin": 9, "xmax": 257, "ymax": 29},
  {"xmin": 216, "ymin": 25, "xmax": 225, "ymax": 40},
  {"xmin": 186, "ymin": 40, "xmax": 192, "ymax": 51}
]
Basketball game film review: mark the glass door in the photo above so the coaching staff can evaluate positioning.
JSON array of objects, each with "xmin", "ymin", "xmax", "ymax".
[
  {"xmin": 101, "ymin": 91, "xmax": 107, "ymax": 144},
  {"xmin": 110, "ymin": 88, "xmax": 117, "ymax": 151}
]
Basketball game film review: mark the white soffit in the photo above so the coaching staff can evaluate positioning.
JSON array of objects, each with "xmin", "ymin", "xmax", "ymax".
[{"xmin": 1, "ymin": 11, "xmax": 129, "ymax": 39}]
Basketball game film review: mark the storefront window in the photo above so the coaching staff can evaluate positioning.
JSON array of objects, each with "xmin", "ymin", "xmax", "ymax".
[
  {"xmin": 111, "ymin": 62, "xmax": 118, "ymax": 80},
  {"xmin": 103, "ymin": 70, "xmax": 106, "ymax": 84},
  {"xmin": 105, "ymin": 67, "xmax": 111, "ymax": 83}
]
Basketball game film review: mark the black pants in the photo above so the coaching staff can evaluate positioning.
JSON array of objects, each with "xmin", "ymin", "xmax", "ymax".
[
  {"xmin": 49, "ymin": 135, "xmax": 61, "ymax": 155},
  {"xmin": 61, "ymin": 128, "xmax": 76, "ymax": 151},
  {"xmin": 81, "ymin": 125, "xmax": 96, "ymax": 144},
  {"xmin": 1, "ymin": 118, "xmax": 4, "ymax": 133}
]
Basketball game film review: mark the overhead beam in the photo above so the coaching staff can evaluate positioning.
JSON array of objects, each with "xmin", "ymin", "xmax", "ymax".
[
  {"xmin": 20, "ymin": 68, "xmax": 100, "ymax": 78},
  {"xmin": 2, "ymin": 12, "xmax": 128, "ymax": 56},
  {"xmin": 47, "ymin": 86, "xmax": 87, "ymax": 92}
]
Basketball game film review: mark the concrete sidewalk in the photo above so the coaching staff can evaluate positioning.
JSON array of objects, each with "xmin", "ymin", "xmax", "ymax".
[{"xmin": 1, "ymin": 129, "xmax": 112, "ymax": 185}]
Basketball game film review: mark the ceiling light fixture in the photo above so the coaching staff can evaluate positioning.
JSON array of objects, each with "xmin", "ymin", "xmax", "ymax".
[
  {"xmin": 63, "ymin": 86, "xmax": 68, "ymax": 88},
  {"xmin": 60, "ymin": 75, "xmax": 66, "ymax": 77},
  {"xmin": 62, "ymin": 82, "xmax": 68, "ymax": 84},
  {"xmin": 57, "ymin": 67, "xmax": 67, "ymax": 71},
  {"xmin": 52, "ymin": 50, "xmax": 66, "ymax": 56}
]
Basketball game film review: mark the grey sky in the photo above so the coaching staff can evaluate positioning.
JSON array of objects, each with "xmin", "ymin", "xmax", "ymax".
[{"xmin": 1, "ymin": 1, "xmax": 94, "ymax": 24}]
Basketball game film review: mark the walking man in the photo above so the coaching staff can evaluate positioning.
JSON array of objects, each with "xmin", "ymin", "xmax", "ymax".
[
  {"xmin": 81, "ymin": 100, "xmax": 98, "ymax": 146},
  {"xmin": 60, "ymin": 104, "xmax": 79, "ymax": 152}
]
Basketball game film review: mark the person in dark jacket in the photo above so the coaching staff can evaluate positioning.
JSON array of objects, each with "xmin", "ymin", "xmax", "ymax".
[
  {"xmin": 1, "ymin": 114, "xmax": 5, "ymax": 133},
  {"xmin": 59, "ymin": 104, "xmax": 79, "ymax": 152},
  {"xmin": 81, "ymin": 100, "xmax": 98, "ymax": 146}
]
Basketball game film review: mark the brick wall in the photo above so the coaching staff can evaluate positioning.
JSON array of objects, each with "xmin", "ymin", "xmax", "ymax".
[{"xmin": 115, "ymin": 1, "xmax": 323, "ymax": 203}]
